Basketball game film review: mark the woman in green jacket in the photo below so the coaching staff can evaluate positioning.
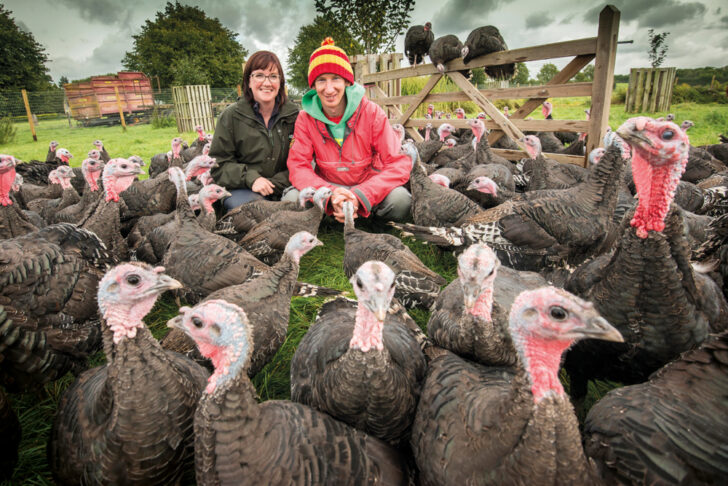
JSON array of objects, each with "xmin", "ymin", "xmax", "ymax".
[{"xmin": 209, "ymin": 51, "xmax": 299, "ymax": 210}]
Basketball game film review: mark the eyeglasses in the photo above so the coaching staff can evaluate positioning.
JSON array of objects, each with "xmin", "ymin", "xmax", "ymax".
[{"xmin": 251, "ymin": 73, "xmax": 280, "ymax": 83}]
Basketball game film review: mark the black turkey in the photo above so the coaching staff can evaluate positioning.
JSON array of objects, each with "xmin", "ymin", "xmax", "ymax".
[
  {"xmin": 171, "ymin": 299, "xmax": 409, "ymax": 485},
  {"xmin": 693, "ymin": 212, "xmax": 728, "ymax": 300},
  {"xmin": 214, "ymin": 198, "xmax": 304, "ymax": 241},
  {"xmin": 342, "ymin": 200, "xmax": 446, "ymax": 310},
  {"xmin": 53, "ymin": 157, "xmax": 105, "ymax": 224},
  {"xmin": 585, "ymin": 331, "xmax": 728, "ymax": 485},
  {"xmin": 428, "ymin": 34, "xmax": 464, "ymax": 74},
  {"xmin": 428, "ymin": 244, "xmax": 517, "ymax": 366},
  {"xmin": 49, "ymin": 263, "xmax": 208, "ymax": 486},
  {"xmin": 13, "ymin": 147, "xmax": 72, "ymax": 187},
  {"xmin": 405, "ymin": 22, "xmax": 434, "ymax": 66},
  {"xmin": 541, "ymin": 101, "xmax": 579, "ymax": 145},
  {"xmin": 163, "ymin": 231, "xmax": 325, "ymax": 376},
  {"xmin": 290, "ymin": 261, "xmax": 426, "ymax": 445},
  {"xmin": 564, "ymin": 116, "xmax": 728, "ymax": 404},
  {"xmin": 462, "ymin": 25, "xmax": 515, "ymax": 79},
  {"xmin": 521, "ymin": 135, "xmax": 588, "ymax": 191},
  {"xmin": 411, "ymin": 287, "xmax": 622, "ymax": 486},
  {"xmin": 148, "ymin": 136, "xmax": 186, "ymax": 179},
  {"xmin": 92, "ymin": 139, "xmax": 110, "ymax": 162}
]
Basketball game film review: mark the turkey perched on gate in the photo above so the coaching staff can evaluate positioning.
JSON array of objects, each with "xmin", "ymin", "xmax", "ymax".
[
  {"xmin": 461, "ymin": 25, "xmax": 515, "ymax": 79},
  {"xmin": 405, "ymin": 22, "xmax": 434, "ymax": 66}
]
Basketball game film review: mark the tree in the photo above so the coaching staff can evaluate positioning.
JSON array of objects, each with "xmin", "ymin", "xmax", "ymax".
[
  {"xmin": 171, "ymin": 58, "xmax": 210, "ymax": 86},
  {"xmin": 122, "ymin": 2, "xmax": 247, "ymax": 87},
  {"xmin": 574, "ymin": 64, "xmax": 594, "ymax": 82},
  {"xmin": 513, "ymin": 62, "xmax": 530, "ymax": 85},
  {"xmin": 0, "ymin": 4, "xmax": 53, "ymax": 90},
  {"xmin": 647, "ymin": 29, "xmax": 670, "ymax": 68},
  {"xmin": 57, "ymin": 76, "xmax": 69, "ymax": 88},
  {"xmin": 287, "ymin": 15, "xmax": 363, "ymax": 92},
  {"xmin": 536, "ymin": 63, "xmax": 559, "ymax": 84},
  {"xmin": 314, "ymin": 0, "xmax": 414, "ymax": 54}
]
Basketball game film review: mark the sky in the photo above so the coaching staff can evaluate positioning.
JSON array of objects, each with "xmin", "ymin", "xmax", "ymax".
[{"xmin": 5, "ymin": 0, "xmax": 728, "ymax": 84}]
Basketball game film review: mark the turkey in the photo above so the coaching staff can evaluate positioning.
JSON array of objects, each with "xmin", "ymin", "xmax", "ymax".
[
  {"xmin": 237, "ymin": 186, "xmax": 331, "ymax": 265},
  {"xmin": 683, "ymin": 143, "xmax": 727, "ymax": 183},
  {"xmin": 428, "ymin": 244, "xmax": 517, "ymax": 366},
  {"xmin": 290, "ymin": 261, "xmax": 426, "ymax": 445},
  {"xmin": 342, "ymin": 200, "xmax": 446, "ymax": 310},
  {"xmin": 541, "ymin": 101, "xmax": 580, "ymax": 145},
  {"xmin": 701, "ymin": 136, "xmax": 728, "ymax": 164},
  {"xmin": 121, "ymin": 153, "xmax": 216, "ymax": 220},
  {"xmin": 14, "ymin": 147, "xmax": 72, "ymax": 187},
  {"xmin": 411, "ymin": 287, "xmax": 623, "ymax": 486},
  {"xmin": 585, "ymin": 331, "xmax": 728, "ymax": 485},
  {"xmin": 48, "ymin": 263, "xmax": 208, "ymax": 486},
  {"xmin": 45, "ymin": 140, "xmax": 59, "ymax": 162},
  {"xmin": 170, "ymin": 299, "xmax": 409, "ymax": 486},
  {"xmin": 403, "ymin": 141, "xmax": 482, "ymax": 227},
  {"xmin": 214, "ymin": 198, "xmax": 304, "ymax": 240},
  {"xmin": 148, "ymin": 137, "xmax": 186, "ymax": 179},
  {"xmin": 53, "ymin": 157, "xmax": 105, "ymax": 224},
  {"xmin": 132, "ymin": 177, "xmax": 231, "ymax": 265},
  {"xmin": 163, "ymin": 231, "xmax": 324, "ymax": 378},
  {"xmin": 461, "ymin": 25, "xmax": 515, "ymax": 79},
  {"xmin": 1, "ymin": 155, "xmax": 39, "ymax": 238},
  {"xmin": 182, "ymin": 126, "xmax": 208, "ymax": 162},
  {"xmin": 92, "ymin": 139, "xmax": 110, "ymax": 162},
  {"xmin": 414, "ymin": 123, "xmax": 455, "ymax": 164},
  {"xmin": 428, "ymin": 34, "xmax": 464, "ymax": 74},
  {"xmin": 15, "ymin": 167, "xmax": 64, "ymax": 205},
  {"xmin": 27, "ymin": 165, "xmax": 80, "ymax": 222},
  {"xmin": 693, "ymin": 212, "xmax": 728, "ymax": 300},
  {"xmin": 521, "ymin": 135, "xmax": 588, "ymax": 191},
  {"xmin": 405, "ymin": 22, "xmax": 434, "ymax": 66},
  {"xmin": 564, "ymin": 116, "xmax": 728, "ymax": 404},
  {"xmin": 392, "ymin": 130, "xmax": 629, "ymax": 271},
  {"xmin": 0, "ymin": 386, "xmax": 20, "ymax": 481},
  {"xmin": 78, "ymin": 158, "xmax": 144, "ymax": 260}
]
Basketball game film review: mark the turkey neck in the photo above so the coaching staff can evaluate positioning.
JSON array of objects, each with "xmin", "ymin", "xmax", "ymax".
[
  {"xmin": 201, "ymin": 328, "xmax": 253, "ymax": 394},
  {"xmin": 581, "ymin": 143, "xmax": 627, "ymax": 206},
  {"xmin": 0, "ymin": 166, "xmax": 15, "ymax": 206},
  {"xmin": 350, "ymin": 303, "xmax": 384, "ymax": 352},
  {"xmin": 83, "ymin": 167, "xmax": 102, "ymax": 192}
]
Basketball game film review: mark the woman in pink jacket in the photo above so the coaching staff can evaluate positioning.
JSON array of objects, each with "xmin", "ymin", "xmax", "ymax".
[{"xmin": 284, "ymin": 38, "xmax": 411, "ymax": 222}]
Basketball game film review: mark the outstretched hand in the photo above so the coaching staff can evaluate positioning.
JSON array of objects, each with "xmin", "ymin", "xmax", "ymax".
[
  {"xmin": 251, "ymin": 177, "xmax": 275, "ymax": 196},
  {"xmin": 331, "ymin": 187, "xmax": 358, "ymax": 223}
]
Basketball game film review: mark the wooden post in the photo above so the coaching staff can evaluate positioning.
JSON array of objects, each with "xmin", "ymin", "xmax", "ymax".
[
  {"xmin": 114, "ymin": 86, "xmax": 127, "ymax": 132},
  {"xmin": 20, "ymin": 89, "xmax": 37, "ymax": 141},
  {"xmin": 587, "ymin": 5, "xmax": 620, "ymax": 157},
  {"xmin": 237, "ymin": 84, "xmax": 242, "ymax": 98}
]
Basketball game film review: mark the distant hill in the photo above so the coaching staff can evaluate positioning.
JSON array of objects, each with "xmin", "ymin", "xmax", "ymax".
[{"xmin": 615, "ymin": 66, "xmax": 728, "ymax": 86}]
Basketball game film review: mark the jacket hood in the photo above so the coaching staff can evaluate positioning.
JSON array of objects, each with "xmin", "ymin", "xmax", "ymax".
[{"xmin": 302, "ymin": 83, "xmax": 365, "ymax": 125}]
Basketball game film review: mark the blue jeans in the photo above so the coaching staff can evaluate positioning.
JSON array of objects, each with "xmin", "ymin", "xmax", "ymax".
[
  {"xmin": 281, "ymin": 185, "xmax": 412, "ymax": 222},
  {"xmin": 222, "ymin": 188, "xmax": 264, "ymax": 211}
]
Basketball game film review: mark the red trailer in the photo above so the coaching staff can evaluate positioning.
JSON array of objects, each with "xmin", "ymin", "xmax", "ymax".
[{"xmin": 64, "ymin": 72, "xmax": 155, "ymax": 126}]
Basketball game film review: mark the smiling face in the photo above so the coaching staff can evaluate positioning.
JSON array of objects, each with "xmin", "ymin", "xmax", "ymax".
[
  {"xmin": 250, "ymin": 64, "xmax": 280, "ymax": 106},
  {"xmin": 314, "ymin": 73, "xmax": 348, "ymax": 116}
]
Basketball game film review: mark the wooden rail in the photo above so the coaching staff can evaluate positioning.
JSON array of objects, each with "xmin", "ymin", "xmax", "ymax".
[{"xmin": 361, "ymin": 5, "xmax": 621, "ymax": 167}]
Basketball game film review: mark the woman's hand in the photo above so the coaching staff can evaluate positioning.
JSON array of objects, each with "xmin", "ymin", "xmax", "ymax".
[
  {"xmin": 251, "ymin": 177, "xmax": 275, "ymax": 196},
  {"xmin": 331, "ymin": 187, "xmax": 358, "ymax": 223}
]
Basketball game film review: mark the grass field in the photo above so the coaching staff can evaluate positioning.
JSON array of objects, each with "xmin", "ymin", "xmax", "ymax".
[{"xmin": 1, "ymin": 99, "xmax": 726, "ymax": 484}]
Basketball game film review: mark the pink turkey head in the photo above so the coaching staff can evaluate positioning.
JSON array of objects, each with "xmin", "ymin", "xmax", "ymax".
[
  {"xmin": 520, "ymin": 135, "xmax": 542, "ymax": 159},
  {"xmin": 103, "ymin": 158, "xmax": 144, "ymax": 202},
  {"xmin": 98, "ymin": 263, "xmax": 182, "ymax": 344},
  {"xmin": 467, "ymin": 118, "xmax": 485, "ymax": 142},
  {"xmin": 349, "ymin": 261, "xmax": 396, "ymax": 352},
  {"xmin": 588, "ymin": 148, "xmax": 605, "ymax": 166},
  {"xmin": 88, "ymin": 149, "xmax": 101, "ymax": 160},
  {"xmin": 0, "ymin": 154, "xmax": 17, "ymax": 206},
  {"xmin": 284, "ymin": 231, "xmax": 323, "ymax": 264},
  {"xmin": 429, "ymin": 173, "xmax": 450, "ymax": 188},
  {"xmin": 185, "ymin": 155, "xmax": 217, "ymax": 180},
  {"xmin": 457, "ymin": 244, "xmax": 499, "ymax": 318},
  {"xmin": 467, "ymin": 176, "xmax": 498, "ymax": 196},
  {"xmin": 171, "ymin": 137, "xmax": 184, "ymax": 158},
  {"xmin": 510, "ymin": 287, "xmax": 622, "ymax": 403},
  {"xmin": 128, "ymin": 155, "xmax": 145, "ymax": 166},
  {"xmin": 93, "ymin": 140, "xmax": 104, "ymax": 150},
  {"xmin": 438, "ymin": 123, "xmax": 455, "ymax": 141},
  {"xmin": 55, "ymin": 165, "xmax": 75, "ymax": 190},
  {"xmin": 541, "ymin": 101, "xmax": 552, "ymax": 118},
  {"xmin": 197, "ymin": 184, "xmax": 231, "ymax": 214},
  {"xmin": 445, "ymin": 138, "xmax": 457, "ymax": 148},
  {"xmin": 392, "ymin": 124, "xmax": 406, "ymax": 145},
  {"xmin": 56, "ymin": 148, "xmax": 73, "ymax": 164},
  {"xmin": 49, "ymin": 140, "xmax": 59, "ymax": 151},
  {"xmin": 188, "ymin": 194, "xmax": 201, "ymax": 211},
  {"xmin": 617, "ymin": 117, "xmax": 689, "ymax": 238},
  {"xmin": 680, "ymin": 120, "xmax": 694, "ymax": 131},
  {"xmin": 82, "ymin": 158, "xmax": 104, "ymax": 192}
]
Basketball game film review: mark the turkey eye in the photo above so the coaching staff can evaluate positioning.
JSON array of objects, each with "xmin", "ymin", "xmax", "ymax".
[
  {"xmin": 355, "ymin": 277, "xmax": 363, "ymax": 288},
  {"xmin": 126, "ymin": 274, "xmax": 141, "ymax": 286},
  {"xmin": 549, "ymin": 306, "xmax": 567, "ymax": 320},
  {"xmin": 662, "ymin": 130, "xmax": 674, "ymax": 140},
  {"xmin": 192, "ymin": 317, "xmax": 203, "ymax": 328}
]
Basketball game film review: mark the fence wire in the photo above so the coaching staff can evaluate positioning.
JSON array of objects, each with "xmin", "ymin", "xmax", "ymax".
[{"xmin": 0, "ymin": 87, "xmax": 241, "ymax": 123}]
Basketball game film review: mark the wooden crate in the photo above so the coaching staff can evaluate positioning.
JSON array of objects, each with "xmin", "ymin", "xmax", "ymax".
[
  {"xmin": 172, "ymin": 85, "xmax": 215, "ymax": 133},
  {"xmin": 625, "ymin": 67, "xmax": 676, "ymax": 113}
]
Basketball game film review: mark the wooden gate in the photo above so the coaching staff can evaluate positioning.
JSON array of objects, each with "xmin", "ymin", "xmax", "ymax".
[
  {"xmin": 362, "ymin": 5, "xmax": 620, "ymax": 167},
  {"xmin": 625, "ymin": 67, "xmax": 676, "ymax": 113},
  {"xmin": 172, "ymin": 85, "xmax": 215, "ymax": 133},
  {"xmin": 351, "ymin": 53, "xmax": 403, "ymax": 118}
]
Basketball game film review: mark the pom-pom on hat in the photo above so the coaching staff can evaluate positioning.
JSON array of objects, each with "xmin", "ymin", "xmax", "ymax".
[{"xmin": 308, "ymin": 37, "xmax": 355, "ymax": 88}]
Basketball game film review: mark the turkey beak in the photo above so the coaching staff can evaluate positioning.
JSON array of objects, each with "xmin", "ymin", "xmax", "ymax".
[
  {"xmin": 571, "ymin": 315, "xmax": 623, "ymax": 343},
  {"xmin": 132, "ymin": 166, "xmax": 145, "ymax": 176},
  {"xmin": 167, "ymin": 315, "xmax": 183, "ymax": 330},
  {"xmin": 366, "ymin": 296, "xmax": 389, "ymax": 322},
  {"xmin": 461, "ymin": 282, "xmax": 480, "ymax": 310},
  {"xmin": 222, "ymin": 189, "xmax": 232, "ymax": 198},
  {"xmin": 153, "ymin": 274, "xmax": 183, "ymax": 292},
  {"xmin": 313, "ymin": 237, "xmax": 323, "ymax": 248}
]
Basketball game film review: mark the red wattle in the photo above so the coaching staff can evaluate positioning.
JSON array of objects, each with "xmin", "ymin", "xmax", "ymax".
[{"xmin": 0, "ymin": 168, "xmax": 15, "ymax": 206}]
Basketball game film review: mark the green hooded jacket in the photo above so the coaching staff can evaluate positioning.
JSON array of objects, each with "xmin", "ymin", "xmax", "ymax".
[
  {"xmin": 209, "ymin": 98, "xmax": 299, "ymax": 195},
  {"xmin": 301, "ymin": 83, "xmax": 365, "ymax": 145}
]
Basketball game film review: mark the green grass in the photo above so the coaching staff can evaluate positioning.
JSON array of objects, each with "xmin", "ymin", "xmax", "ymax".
[{"xmin": 2, "ymin": 99, "xmax": 727, "ymax": 484}]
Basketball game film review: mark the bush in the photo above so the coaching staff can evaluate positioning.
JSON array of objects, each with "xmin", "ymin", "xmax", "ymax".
[
  {"xmin": 151, "ymin": 106, "xmax": 176, "ymax": 129},
  {"xmin": 672, "ymin": 83, "xmax": 728, "ymax": 104},
  {"xmin": 611, "ymin": 83, "xmax": 627, "ymax": 104},
  {"xmin": 0, "ymin": 116, "xmax": 16, "ymax": 145}
]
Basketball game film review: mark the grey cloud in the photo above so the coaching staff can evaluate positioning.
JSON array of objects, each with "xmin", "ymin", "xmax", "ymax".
[
  {"xmin": 58, "ymin": 0, "xmax": 139, "ymax": 26},
  {"xmin": 525, "ymin": 11, "xmax": 555, "ymax": 29},
  {"xmin": 15, "ymin": 19, "xmax": 30, "ymax": 32},
  {"xmin": 434, "ymin": 0, "xmax": 514, "ymax": 34},
  {"xmin": 721, "ymin": 15, "xmax": 728, "ymax": 25},
  {"xmin": 583, "ymin": 0, "xmax": 707, "ymax": 28}
]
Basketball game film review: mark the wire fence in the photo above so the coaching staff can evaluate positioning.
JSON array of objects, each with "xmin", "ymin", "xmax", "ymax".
[{"xmin": 0, "ymin": 87, "xmax": 242, "ymax": 125}]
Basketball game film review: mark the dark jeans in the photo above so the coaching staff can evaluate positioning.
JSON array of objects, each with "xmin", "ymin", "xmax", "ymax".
[{"xmin": 222, "ymin": 188, "xmax": 264, "ymax": 211}]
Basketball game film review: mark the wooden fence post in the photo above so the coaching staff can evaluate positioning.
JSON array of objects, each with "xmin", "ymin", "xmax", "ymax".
[
  {"xmin": 20, "ymin": 89, "xmax": 37, "ymax": 141},
  {"xmin": 587, "ymin": 5, "xmax": 620, "ymax": 157},
  {"xmin": 114, "ymin": 87, "xmax": 127, "ymax": 131}
]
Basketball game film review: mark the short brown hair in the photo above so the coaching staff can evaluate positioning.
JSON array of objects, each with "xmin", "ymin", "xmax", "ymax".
[{"xmin": 242, "ymin": 51, "xmax": 288, "ymax": 106}]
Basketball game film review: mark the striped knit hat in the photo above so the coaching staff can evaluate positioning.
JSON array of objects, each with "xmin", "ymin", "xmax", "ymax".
[{"xmin": 308, "ymin": 37, "xmax": 354, "ymax": 87}]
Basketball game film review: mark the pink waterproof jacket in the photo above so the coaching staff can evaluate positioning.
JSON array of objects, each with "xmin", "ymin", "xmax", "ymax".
[{"xmin": 287, "ymin": 97, "xmax": 410, "ymax": 217}]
